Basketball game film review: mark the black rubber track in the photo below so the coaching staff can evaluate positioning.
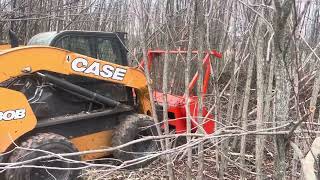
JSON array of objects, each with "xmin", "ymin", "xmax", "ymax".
[
  {"xmin": 5, "ymin": 133, "xmax": 81, "ymax": 180},
  {"xmin": 112, "ymin": 114, "xmax": 159, "ymax": 169}
]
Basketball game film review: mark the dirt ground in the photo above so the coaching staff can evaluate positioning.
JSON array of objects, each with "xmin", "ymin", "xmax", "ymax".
[{"xmin": 81, "ymin": 146, "xmax": 274, "ymax": 180}]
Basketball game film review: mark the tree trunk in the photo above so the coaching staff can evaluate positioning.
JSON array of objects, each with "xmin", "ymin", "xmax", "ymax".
[
  {"xmin": 196, "ymin": 1, "xmax": 205, "ymax": 179},
  {"xmin": 163, "ymin": 1, "xmax": 175, "ymax": 179},
  {"xmin": 240, "ymin": 51, "xmax": 254, "ymax": 180},
  {"xmin": 255, "ymin": 17, "xmax": 265, "ymax": 180},
  {"xmin": 273, "ymin": 1, "xmax": 295, "ymax": 179},
  {"xmin": 137, "ymin": 0, "xmax": 164, "ymax": 151},
  {"xmin": 185, "ymin": 1, "xmax": 197, "ymax": 179}
]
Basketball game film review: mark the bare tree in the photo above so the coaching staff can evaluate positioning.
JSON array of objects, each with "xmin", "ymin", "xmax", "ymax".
[
  {"xmin": 184, "ymin": 1, "xmax": 196, "ymax": 179},
  {"xmin": 273, "ymin": 0, "xmax": 295, "ymax": 179},
  {"xmin": 196, "ymin": 1, "xmax": 205, "ymax": 179},
  {"xmin": 255, "ymin": 4, "xmax": 265, "ymax": 179}
]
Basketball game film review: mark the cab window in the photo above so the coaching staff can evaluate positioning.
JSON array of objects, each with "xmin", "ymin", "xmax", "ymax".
[
  {"xmin": 28, "ymin": 32, "xmax": 57, "ymax": 45},
  {"xmin": 56, "ymin": 36, "xmax": 94, "ymax": 58},
  {"xmin": 96, "ymin": 38, "xmax": 120, "ymax": 64}
]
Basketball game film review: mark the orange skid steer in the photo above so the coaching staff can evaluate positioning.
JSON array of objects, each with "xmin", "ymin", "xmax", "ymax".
[
  {"xmin": 0, "ymin": 31, "xmax": 157, "ymax": 180},
  {"xmin": 0, "ymin": 31, "xmax": 220, "ymax": 180}
]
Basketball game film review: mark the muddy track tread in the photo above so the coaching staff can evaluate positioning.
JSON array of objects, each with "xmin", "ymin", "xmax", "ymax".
[
  {"xmin": 8, "ymin": 133, "xmax": 74, "ymax": 164},
  {"xmin": 112, "ymin": 113, "xmax": 158, "ymax": 169},
  {"xmin": 5, "ymin": 133, "xmax": 80, "ymax": 180}
]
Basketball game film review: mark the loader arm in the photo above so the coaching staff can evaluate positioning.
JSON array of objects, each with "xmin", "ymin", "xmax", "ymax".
[{"xmin": 0, "ymin": 46, "xmax": 151, "ymax": 153}]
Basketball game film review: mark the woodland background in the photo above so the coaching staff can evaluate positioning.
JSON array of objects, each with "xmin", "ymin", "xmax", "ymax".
[{"xmin": 1, "ymin": 0, "xmax": 320, "ymax": 179}]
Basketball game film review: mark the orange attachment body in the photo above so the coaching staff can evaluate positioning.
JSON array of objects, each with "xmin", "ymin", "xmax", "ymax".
[{"xmin": 141, "ymin": 50, "xmax": 222, "ymax": 134}]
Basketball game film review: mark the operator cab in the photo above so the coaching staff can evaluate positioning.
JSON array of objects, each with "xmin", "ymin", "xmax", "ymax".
[
  {"xmin": 26, "ymin": 31, "xmax": 133, "ymax": 118},
  {"xmin": 28, "ymin": 31, "xmax": 128, "ymax": 66}
]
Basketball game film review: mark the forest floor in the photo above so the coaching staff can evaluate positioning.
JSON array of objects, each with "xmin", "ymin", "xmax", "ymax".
[{"xmin": 81, "ymin": 145, "xmax": 275, "ymax": 180}]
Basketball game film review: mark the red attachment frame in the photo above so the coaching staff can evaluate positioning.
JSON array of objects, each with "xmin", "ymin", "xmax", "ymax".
[{"xmin": 140, "ymin": 49, "xmax": 222, "ymax": 134}]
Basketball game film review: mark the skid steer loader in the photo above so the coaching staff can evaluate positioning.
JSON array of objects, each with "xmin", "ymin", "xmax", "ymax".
[
  {"xmin": 0, "ymin": 31, "xmax": 158, "ymax": 180},
  {"xmin": 0, "ymin": 30, "xmax": 222, "ymax": 180}
]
